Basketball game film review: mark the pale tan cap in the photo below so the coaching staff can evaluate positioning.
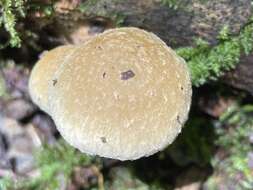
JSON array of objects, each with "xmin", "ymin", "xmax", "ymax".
[
  {"xmin": 48, "ymin": 27, "xmax": 192, "ymax": 160},
  {"xmin": 28, "ymin": 45, "xmax": 76, "ymax": 113}
]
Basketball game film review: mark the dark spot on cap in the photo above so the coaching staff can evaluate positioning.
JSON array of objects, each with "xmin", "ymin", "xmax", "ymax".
[
  {"xmin": 52, "ymin": 79, "xmax": 57, "ymax": 86},
  {"xmin": 101, "ymin": 137, "xmax": 107, "ymax": 143},
  {"xmin": 177, "ymin": 115, "xmax": 182, "ymax": 124},
  {"xmin": 121, "ymin": 70, "xmax": 135, "ymax": 80},
  {"xmin": 181, "ymin": 86, "xmax": 184, "ymax": 90},
  {"xmin": 102, "ymin": 72, "xmax": 106, "ymax": 78}
]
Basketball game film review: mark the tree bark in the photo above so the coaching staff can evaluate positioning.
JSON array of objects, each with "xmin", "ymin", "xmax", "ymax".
[
  {"xmin": 224, "ymin": 54, "xmax": 253, "ymax": 96},
  {"xmin": 78, "ymin": 0, "xmax": 252, "ymax": 47},
  {"xmin": 28, "ymin": 0, "xmax": 252, "ymax": 48}
]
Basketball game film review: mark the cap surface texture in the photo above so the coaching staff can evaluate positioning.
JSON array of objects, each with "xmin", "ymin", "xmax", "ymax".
[{"xmin": 47, "ymin": 27, "xmax": 192, "ymax": 160}]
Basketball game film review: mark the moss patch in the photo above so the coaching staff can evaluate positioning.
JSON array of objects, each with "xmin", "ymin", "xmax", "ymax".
[{"xmin": 177, "ymin": 19, "xmax": 253, "ymax": 87}]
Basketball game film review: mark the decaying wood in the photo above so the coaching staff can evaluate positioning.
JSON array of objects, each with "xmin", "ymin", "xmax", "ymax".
[
  {"xmin": 28, "ymin": 0, "xmax": 252, "ymax": 47},
  {"xmin": 224, "ymin": 54, "xmax": 253, "ymax": 96}
]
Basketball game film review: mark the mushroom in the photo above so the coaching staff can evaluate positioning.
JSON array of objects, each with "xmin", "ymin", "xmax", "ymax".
[
  {"xmin": 29, "ymin": 27, "xmax": 192, "ymax": 160},
  {"xmin": 28, "ymin": 45, "xmax": 76, "ymax": 113}
]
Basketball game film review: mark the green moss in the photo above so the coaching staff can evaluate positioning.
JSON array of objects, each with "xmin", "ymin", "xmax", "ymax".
[
  {"xmin": 0, "ymin": 177, "xmax": 13, "ymax": 190},
  {"xmin": 208, "ymin": 103, "xmax": 253, "ymax": 189},
  {"xmin": 110, "ymin": 12, "xmax": 126, "ymax": 27},
  {"xmin": 0, "ymin": 0, "xmax": 57, "ymax": 49},
  {"xmin": 0, "ymin": 0, "xmax": 25, "ymax": 48},
  {"xmin": 177, "ymin": 20, "xmax": 253, "ymax": 87},
  {"xmin": 0, "ymin": 139, "xmax": 100, "ymax": 190}
]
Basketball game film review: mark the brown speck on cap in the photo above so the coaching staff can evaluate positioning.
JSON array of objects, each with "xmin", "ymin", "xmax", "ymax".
[
  {"xmin": 177, "ymin": 115, "xmax": 182, "ymax": 125},
  {"xmin": 52, "ymin": 79, "xmax": 58, "ymax": 86},
  {"xmin": 121, "ymin": 70, "xmax": 135, "ymax": 80},
  {"xmin": 101, "ymin": 137, "xmax": 107, "ymax": 143}
]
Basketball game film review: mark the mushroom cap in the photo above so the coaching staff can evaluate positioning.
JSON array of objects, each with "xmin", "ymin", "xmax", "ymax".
[
  {"xmin": 48, "ymin": 27, "xmax": 192, "ymax": 160},
  {"xmin": 28, "ymin": 45, "xmax": 76, "ymax": 113}
]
